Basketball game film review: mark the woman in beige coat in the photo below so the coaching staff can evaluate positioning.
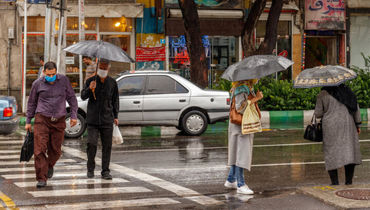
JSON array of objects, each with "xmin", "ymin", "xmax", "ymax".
[{"xmin": 224, "ymin": 80, "xmax": 263, "ymax": 194}]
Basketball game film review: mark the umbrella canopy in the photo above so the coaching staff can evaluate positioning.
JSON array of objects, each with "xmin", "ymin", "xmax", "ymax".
[
  {"xmin": 63, "ymin": 40, "xmax": 135, "ymax": 63},
  {"xmin": 294, "ymin": 65, "xmax": 357, "ymax": 88},
  {"xmin": 221, "ymin": 55, "xmax": 294, "ymax": 82}
]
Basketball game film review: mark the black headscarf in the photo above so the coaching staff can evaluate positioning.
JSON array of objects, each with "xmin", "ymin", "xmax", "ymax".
[{"xmin": 322, "ymin": 84, "xmax": 358, "ymax": 114}]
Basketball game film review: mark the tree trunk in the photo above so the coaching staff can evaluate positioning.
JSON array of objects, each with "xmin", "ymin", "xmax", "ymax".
[
  {"xmin": 257, "ymin": 0, "xmax": 284, "ymax": 54},
  {"xmin": 242, "ymin": 0, "xmax": 267, "ymax": 57},
  {"xmin": 178, "ymin": 0, "xmax": 208, "ymax": 88},
  {"xmin": 242, "ymin": 0, "xmax": 284, "ymax": 56}
]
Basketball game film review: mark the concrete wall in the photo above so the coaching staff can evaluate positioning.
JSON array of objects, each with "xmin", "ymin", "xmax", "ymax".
[{"xmin": 0, "ymin": 3, "xmax": 22, "ymax": 111}]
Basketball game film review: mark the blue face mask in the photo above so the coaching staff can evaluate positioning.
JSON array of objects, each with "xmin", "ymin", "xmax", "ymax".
[{"xmin": 45, "ymin": 75, "xmax": 56, "ymax": 82}]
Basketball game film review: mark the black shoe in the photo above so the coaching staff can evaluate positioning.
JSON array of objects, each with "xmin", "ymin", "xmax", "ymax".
[
  {"xmin": 36, "ymin": 181, "xmax": 47, "ymax": 188},
  {"xmin": 87, "ymin": 171, "xmax": 94, "ymax": 178},
  {"xmin": 47, "ymin": 167, "xmax": 54, "ymax": 178},
  {"xmin": 101, "ymin": 173, "xmax": 112, "ymax": 180}
]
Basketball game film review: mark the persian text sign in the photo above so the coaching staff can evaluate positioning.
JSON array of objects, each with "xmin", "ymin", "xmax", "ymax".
[
  {"xmin": 305, "ymin": 0, "xmax": 346, "ymax": 30},
  {"xmin": 136, "ymin": 47, "xmax": 165, "ymax": 62}
]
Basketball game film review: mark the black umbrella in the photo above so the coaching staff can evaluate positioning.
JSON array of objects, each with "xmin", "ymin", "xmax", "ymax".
[
  {"xmin": 20, "ymin": 131, "xmax": 34, "ymax": 162},
  {"xmin": 63, "ymin": 40, "xmax": 135, "ymax": 99}
]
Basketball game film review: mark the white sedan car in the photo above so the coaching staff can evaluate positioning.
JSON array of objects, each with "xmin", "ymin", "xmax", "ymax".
[{"xmin": 65, "ymin": 71, "xmax": 230, "ymax": 138}]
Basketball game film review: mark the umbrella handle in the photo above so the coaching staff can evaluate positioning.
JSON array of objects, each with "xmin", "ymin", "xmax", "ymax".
[{"xmin": 92, "ymin": 88, "xmax": 96, "ymax": 100}]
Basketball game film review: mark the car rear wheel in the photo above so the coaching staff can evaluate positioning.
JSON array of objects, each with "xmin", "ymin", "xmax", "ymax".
[
  {"xmin": 181, "ymin": 110, "xmax": 208, "ymax": 136},
  {"xmin": 64, "ymin": 113, "xmax": 87, "ymax": 138}
]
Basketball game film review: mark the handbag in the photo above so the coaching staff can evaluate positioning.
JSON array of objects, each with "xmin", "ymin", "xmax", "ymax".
[
  {"xmin": 304, "ymin": 115, "xmax": 323, "ymax": 142},
  {"xmin": 20, "ymin": 131, "xmax": 34, "ymax": 162},
  {"xmin": 230, "ymin": 97, "xmax": 242, "ymax": 125},
  {"xmin": 242, "ymin": 100, "xmax": 262, "ymax": 134}
]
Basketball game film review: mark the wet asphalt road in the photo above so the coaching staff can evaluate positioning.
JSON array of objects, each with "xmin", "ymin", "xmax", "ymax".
[{"xmin": 0, "ymin": 127, "xmax": 369, "ymax": 209}]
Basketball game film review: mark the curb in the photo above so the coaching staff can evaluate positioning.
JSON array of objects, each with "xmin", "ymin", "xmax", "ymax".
[{"xmin": 18, "ymin": 108, "xmax": 369, "ymax": 137}]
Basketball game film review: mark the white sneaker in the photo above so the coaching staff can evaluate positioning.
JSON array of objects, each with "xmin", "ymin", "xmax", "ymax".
[
  {"xmin": 237, "ymin": 185, "xmax": 254, "ymax": 195},
  {"xmin": 224, "ymin": 180, "xmax": 238, "ymax": 189}
]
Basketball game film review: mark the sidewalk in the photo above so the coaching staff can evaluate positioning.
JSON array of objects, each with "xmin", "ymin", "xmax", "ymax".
[{"xmin": 299, "ymin": 184, "xmax": 370, "ymax": 209}]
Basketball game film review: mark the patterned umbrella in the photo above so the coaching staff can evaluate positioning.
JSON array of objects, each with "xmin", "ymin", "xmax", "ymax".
[
  {"xmin": 221, "ymin": 55, "xmax": 294, "ymax": 81},
  {"xmin": 294, "ymin": 65, "xmax": 357, "ymax": 88}
]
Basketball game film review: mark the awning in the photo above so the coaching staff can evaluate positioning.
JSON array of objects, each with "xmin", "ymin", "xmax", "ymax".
[
  {"xmin": 17, "ymin": 3, "xmax": 143, "ymax": 18},
  {"xmin": 168, "ymin": 9, "xmax": 244, "ymax": 19},
  {"xmin": 348, "ymin": 0, "xmax": 370, "ymax": 8}
]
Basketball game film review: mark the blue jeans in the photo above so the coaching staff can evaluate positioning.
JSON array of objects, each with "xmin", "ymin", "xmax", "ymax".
[{"xmin": 227, "ymin": 165, "xmax": 245, "ymax": 187}]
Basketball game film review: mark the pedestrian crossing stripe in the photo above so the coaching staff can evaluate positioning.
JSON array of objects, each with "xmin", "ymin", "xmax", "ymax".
[
  {"xmin": 0, "ymin": 154, "xmax": 30, "ymax": 159},
  {"xmin": 0, "ymin": 150, "xmax": 21, "ymax": 154},
  {"xmin": 0, "ymin": 165, "xmax": 85, "ymax": 173},
  {"xmin": 2, "ymin": 171, "xmax": 100, "ymax": 179},
  {"xmin": 20, "ymin": 198, "xmax": 180, "ymax": 210},
  {"xmin": 0, "ymin": 159, "xmax": 76, "ymax": 166},
  {"xmin": 14, "ymin": 178, "xmax": 129, "ymax": 188},
  {"xmin": 28, "ymin": 187, "xmax": 152, "ymax": 197},
  {"xmin": 0, "ymin": 140, "xmax": 24, "ymax": 145},
  {"xmin": 63, "ymin": 146, "xmax": 223, "ymax": 206}
]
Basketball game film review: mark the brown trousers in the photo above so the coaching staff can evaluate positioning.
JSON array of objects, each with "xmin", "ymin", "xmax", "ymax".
[{"xmin": 34, "ymin": 114, "xmax": 66, "ymax": 181}]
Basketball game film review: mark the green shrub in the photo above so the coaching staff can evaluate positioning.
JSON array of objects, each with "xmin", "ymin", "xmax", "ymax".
[
  {"xmin": 347, "ymin": 53, "xmax": 370, "ymax": 108},
  {"xmin": 211, "ymin": 54, "xmax": 370, "ymax": 110}
]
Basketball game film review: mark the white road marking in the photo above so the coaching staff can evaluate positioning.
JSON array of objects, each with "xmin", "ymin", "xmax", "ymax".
[
  {"xmin": 28, "ymin": 187, "xmax": 152, "ymax": 197},
  {"xmin": 0, "ymin": 159, "xmax": 76, "ymax": 166},
  {"xmin": 0, "ymin": 140, "xmax": 23, "ymax": 145},
  {"xmin": 0, "ymin": 150, "xmax": 20, "ymax": 154},
  {"xmin": 0, "ymin": 155, "xmax": 29, "ymax": 160},
  {"xmin": 19, "ymin": 198, "xmax": 180, "ymax": 210},
  {"xmin": 14, "ymin": 178, "xmax": 129, "ymax": 188},
  {"xmin": 0, "ymin": 165, "xmax": 85, "ymax": 173},
  {"xmin": 62, "ymin": 146, "xmax": 223, "ymax": 206},
  {"xmin": 2, "ymin": 171, "xmax": 100, "ymax": 179}
]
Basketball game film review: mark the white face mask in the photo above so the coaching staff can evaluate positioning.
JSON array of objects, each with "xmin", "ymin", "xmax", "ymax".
[{"xmin": 97, "ymin": 69, "xmax": 108, "ymax": 78}]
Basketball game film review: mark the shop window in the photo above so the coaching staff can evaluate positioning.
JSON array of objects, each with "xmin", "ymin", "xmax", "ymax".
[
  {"xmin": 25, "ymin": 35, "xmax": 44, "ymax": 94},
  {"xmin": 67, "ymin": 17, "xmax": 97, "ymax": 31},
  {"xmin": 99, "ymin": 17, "xmax": 133, "ymax": 32},
  {"xmin": 23, "ymin": 17, "xmax": 45, "ymax": 32}
]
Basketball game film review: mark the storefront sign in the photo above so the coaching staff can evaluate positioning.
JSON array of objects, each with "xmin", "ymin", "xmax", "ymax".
[
  {"xmin": 136, "ymin": 47, "xmax": 165, "ymax": 62},
  {"xmin": 65, "ymin": 56, "xmax": 75, "ymax": 65},
  {"xmin": 305, "ymin": 0, "xmax": 346, "ymax": 30}
]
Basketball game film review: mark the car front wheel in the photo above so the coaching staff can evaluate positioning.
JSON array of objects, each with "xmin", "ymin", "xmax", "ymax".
[
  {"xmin": 64, "ymin": 113, "xmax": 87, "ymax": 138},
  {"xmin": 181, "ymin": 110, "xmax": 208, "ymax": 136}
]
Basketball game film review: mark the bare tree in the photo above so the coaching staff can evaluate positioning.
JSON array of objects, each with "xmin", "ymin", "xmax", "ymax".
[
  {"xmin": 242, "ymin": 0, "xmax": 284, "ymax": 56},
  {"xmin": 178, "ymin": 0, "xmax": 208, "ymax": 88}
]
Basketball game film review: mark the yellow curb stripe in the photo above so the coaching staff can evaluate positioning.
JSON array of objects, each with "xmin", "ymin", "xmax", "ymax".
[{"xmin": 0, "ymin": 191, "xmax": 18, "ymax": 210}]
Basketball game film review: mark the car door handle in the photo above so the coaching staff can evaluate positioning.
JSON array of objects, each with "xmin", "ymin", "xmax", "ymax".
[
  {"xmin": 179, "ymin": 99, "xmax": 186, "ymax": 102},
  {"xmin": 133, "ymin": 101, "xmax": 141, "ymax": 104}
]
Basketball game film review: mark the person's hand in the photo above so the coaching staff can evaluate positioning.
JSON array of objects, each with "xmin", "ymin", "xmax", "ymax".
[
  {"xmin": 70, "ymin": 119, "xmax": 77, "ymax": 127},
  {"xmin": 89, "ymin": 81, "xmax": 96, "ymax": 90},
  {"xmin": 25, "ymin": 124, "xmax": 32, "ymax": 132},
  {"xmin": 114, "ymin": 119, "xmax": 119, "ymax": 126},
  {"xmin": 357, "ymin": 127, "xmax": 361, "ymax": 134},
  {"xmin": 256, "ymin": 91, "xmax": 263, "ymax": 100}
]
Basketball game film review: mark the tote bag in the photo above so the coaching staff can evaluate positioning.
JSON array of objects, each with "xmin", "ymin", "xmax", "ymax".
[{"xmin": 241, "ymin": 101, "xmax": 262, "ymax": 135}]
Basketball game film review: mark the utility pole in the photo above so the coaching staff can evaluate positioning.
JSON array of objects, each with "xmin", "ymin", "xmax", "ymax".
[
  {"xmin": 56, "ymin": 0, "xmax": 66, "ymax": 74},
  {"xmin": 78, "ymin": 0, "xmax": 85, "ymax": 92}
]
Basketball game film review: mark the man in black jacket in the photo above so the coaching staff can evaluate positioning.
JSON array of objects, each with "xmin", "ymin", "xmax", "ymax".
[{"xmin": 81, "ymin": 59, "xmax": 119, "ymax": 179}]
